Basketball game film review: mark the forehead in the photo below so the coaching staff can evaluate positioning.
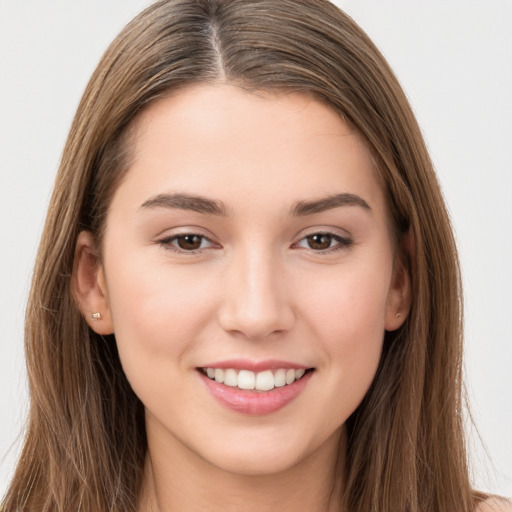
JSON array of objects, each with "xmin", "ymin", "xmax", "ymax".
[{"xmin": 112, "ymin": 84, "xmax": 386, "ymax": 218}]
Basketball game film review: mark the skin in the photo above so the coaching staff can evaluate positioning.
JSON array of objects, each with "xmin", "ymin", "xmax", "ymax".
[{"xmin": 73, "ymin": 84, "xmax": 411, "ymax": 512}]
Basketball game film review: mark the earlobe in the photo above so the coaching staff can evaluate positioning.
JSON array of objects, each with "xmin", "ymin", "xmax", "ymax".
[
  {"xmin": 385, "ymin": 230, "xmax": 413, "ymax": 331},
  {"xmin": 72, "ymin": 231, "xmax": 114, "ymax": 335},
  {"xmin": 384, "ymin": 262, "xmax": 411, "ymax": 331}
]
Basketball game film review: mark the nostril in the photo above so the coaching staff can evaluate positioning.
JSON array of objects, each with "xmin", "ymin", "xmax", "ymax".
[{"xmin": 217, "ymin": 303, "xmax": 295, "ymax": 340}]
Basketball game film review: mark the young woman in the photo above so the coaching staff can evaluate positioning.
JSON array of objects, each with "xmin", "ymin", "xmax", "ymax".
[{"xmin": 2, "ymin": 1, "xmax": 510, "ymax": 511}]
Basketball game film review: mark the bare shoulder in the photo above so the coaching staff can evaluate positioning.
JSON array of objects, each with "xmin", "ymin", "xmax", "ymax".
[{"xmin": 477, "ymin": 498, "xmax": 512, "ymax": 512}]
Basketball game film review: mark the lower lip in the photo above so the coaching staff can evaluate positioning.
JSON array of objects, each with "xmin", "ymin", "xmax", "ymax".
[{"xmin": 199, "ymin": 370, "xmax": 313, "ymax": 415}]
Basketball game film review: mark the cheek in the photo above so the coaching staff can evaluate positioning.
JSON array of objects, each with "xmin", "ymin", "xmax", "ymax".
[
  {"xmin": 305, "ymin": 260, "xmax": 390, "ymax": 334},
  {"xmin": 103, "ymin": 254, "xmax": 225, "ymax": 419},
  {"xmin": 299, "ymin": 258, "xmax": 392, "ymax": 385},
  {"xmin": 104, "ymin": 251, "xmax": 219, "ymax": 368}
]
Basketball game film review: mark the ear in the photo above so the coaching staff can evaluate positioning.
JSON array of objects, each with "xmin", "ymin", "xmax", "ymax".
[
  {"xmin": 71, "ymin": 231, "xmax": 114, "ymax": 335},
  {"xmin": 385, "ymin": 229, "xmax": 413, "ymax": 331}
]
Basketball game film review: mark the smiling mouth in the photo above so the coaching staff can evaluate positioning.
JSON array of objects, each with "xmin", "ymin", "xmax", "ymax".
[{"xmin": 199, "ymin": 367, "xmax": 313, "ymax": 392}]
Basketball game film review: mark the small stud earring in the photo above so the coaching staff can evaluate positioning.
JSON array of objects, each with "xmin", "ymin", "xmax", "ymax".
[
  {"xmin": 395, "ymin": 313, "xmax": 401, "ymax": 319},
  {"xmin": 91, "ymin": 312, "xmax": 102, "ymax": 320}
]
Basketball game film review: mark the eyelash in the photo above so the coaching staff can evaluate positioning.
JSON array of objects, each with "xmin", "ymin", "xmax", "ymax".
[
  {"xmin": 293, "ymin": 232, "xmax": 353, "ymax": 253},
  {"xmin": 158, "ymin": 233, "xmax": 217, "ymax": 253},
  {"xmin": 157, "ymin": 231, "xmax": 353, "ymax": 254}
]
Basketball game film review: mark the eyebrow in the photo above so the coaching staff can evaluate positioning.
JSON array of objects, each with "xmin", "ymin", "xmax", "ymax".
[
  {"xmin": 140, "ymin": 193, "xmax": 228, "ymax": 216},
  {"xmin": 291, "ymin": 193, "xmax": 371, "ymax": 216},
  {"xmin": 139, "ymin": 192, "xmax": 371, "ymax": 216}
]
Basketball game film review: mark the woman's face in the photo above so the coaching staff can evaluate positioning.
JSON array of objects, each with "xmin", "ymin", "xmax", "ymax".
[{"xmin": 80, "ymin": 84, "xmax": 407, "ymax": 475}]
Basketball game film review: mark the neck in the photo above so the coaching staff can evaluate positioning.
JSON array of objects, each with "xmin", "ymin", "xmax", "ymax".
[{"xmin": 138, "ymin": 424, "xmax": 345, "ymax": 512}]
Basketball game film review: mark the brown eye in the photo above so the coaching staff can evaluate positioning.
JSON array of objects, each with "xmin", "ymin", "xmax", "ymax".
[
  {"xmin": 158, "ymin": 233, "xmax": 217, "ymax": 253},
  {"xmin": 176, "ymin": 234, "xmax": 204, "ymax": 250},
  {"xmin": 306, "ymin": 233, "xmax": 333, "ymax": 250},
  {"xmin": 295, "ymin": 232, "xmax": 352, "ymax": 252}
]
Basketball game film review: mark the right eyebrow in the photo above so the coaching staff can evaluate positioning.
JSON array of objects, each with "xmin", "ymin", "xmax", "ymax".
[{"xmin": 139, "ymin": 193, "xmax": 229, "ymax": 216}]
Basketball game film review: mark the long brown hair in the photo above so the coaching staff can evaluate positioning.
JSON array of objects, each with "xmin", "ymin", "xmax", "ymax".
[{"xmin": 3, "ymin": 1, "xmax": 484, "ymax": 510}]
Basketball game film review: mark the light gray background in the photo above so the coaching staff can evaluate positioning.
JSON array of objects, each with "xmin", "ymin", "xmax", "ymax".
[{"xmin": 1, "ymin": 0, "xmax": 510, "ymax": 498}]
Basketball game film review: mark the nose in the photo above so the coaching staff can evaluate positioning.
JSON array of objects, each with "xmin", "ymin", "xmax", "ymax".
[{"xmin": 217, "ymin": 248, "xmax": 295, "ymax": 340}]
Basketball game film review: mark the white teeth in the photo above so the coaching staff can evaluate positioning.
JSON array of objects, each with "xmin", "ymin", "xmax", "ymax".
[
  {"xmin": 224, "ymin": 368, "xmax": 238, "ymax": 387},
  {"xmin": 238, "ymin": 370, "xmax": 256, "ymax": 390},
  {"xmin": 214, "ymin": 368, "xmax": 224, "ymax": 383},
  {"xmin": 255, "ymin": 370, "xmax": 274, "ymax": 391},
  {"xmin": 204, "ymin": 367, "xmax": 308, "ymax": 390},
  {"xmin": 274, "ymin": 368, "xmax": 286, "ymax": 387}
]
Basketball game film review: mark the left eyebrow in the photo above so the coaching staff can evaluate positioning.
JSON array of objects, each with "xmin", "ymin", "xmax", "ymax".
[{"xmin": 291, "ymin": 193, "xmax": 371, "ymax": 216}]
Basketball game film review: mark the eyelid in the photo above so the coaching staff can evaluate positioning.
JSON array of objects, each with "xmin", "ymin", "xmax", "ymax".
[
  {"xmin": 156, "ymin": 229, "xmax": 221, "ymax": 254},
  {"xmin": 153, "ymin": 224, "xmax": 216, "ymax": 239},
  {"xmin": 292, "ymin": 228, "xmax": 353, "ymax": 252}
]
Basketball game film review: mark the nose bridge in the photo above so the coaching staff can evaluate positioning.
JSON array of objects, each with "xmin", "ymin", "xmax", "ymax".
[{"xmin": 218, "ymin": 241, "xmax": 294, "ymax": 339}]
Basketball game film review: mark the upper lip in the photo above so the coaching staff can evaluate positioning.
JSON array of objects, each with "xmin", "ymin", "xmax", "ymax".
[{"xmin": 198, "ymin": 359, "xmax": 311, "ymax": 372}]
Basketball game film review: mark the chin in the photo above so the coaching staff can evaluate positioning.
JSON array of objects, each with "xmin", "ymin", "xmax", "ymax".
[
  {"xmin": 205, "ymin": 446, "xmax": 309, "ymax": 477},
  {"xmin": 195, "ymin": 425, "xmax": 342, "ymax": 478}
]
